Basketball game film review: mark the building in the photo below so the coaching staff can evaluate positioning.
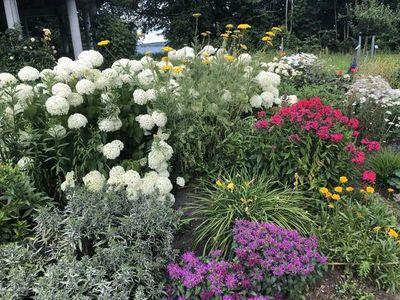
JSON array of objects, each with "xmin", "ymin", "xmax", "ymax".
[{"xmin": 1, "ymin": 0, "xmax": 97, "ymax": 58}]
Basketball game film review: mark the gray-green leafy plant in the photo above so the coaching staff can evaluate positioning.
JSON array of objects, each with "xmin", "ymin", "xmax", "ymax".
[{"xmin": 366, "ymin": 148, "xmax": 400, "ymax": 188}]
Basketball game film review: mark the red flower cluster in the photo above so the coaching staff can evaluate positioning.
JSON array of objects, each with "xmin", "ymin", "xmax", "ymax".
[
  {"xmin": 255, "ymin": 97, "xmax": 380, "ymax": 166},
  {"xmin": 362, "ymin": 170, "xmax": 377, "ymax": 183}
]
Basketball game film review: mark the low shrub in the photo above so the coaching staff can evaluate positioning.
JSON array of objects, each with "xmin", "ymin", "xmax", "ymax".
[
  {"xmin": 366, "ymin": 148, "xmax": 400, "ymax": 189},
  {"xmin": 188, "ymin": 169, "xmax": 314, "ymax": 256},
  {"xmin": 167, "ymin": 220, "xmax": 326, "ymax": 299},
  {"xmin": 0, "ymin": 163, "xmax": 49, "ymax": 243}
]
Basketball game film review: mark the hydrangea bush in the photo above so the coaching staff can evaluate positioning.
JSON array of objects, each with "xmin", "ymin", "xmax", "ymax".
[{"xmin": 167, "ymin": 220, "xmax": 326, "ymax": 299}]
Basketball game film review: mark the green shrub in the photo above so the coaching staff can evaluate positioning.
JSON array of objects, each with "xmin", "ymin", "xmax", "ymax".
[
  {"xmin": 0, "ymin": 164, "xmax": 48, "ymax": 243},
  {"xmin": 315, "ymin": 193, "xmax": 400, "ymax": 292},
  {"xmin": 188, "ymin": 169, "xmax": 314, "ymax": 257},
  {"xmin": 0, "ymin": 186, "xmax": 180, "ymax": 299},
  {"xmin": 366, "ymin": 148, "xmax": 400, "ymax": 189},
  {"xmin": 335, "ymin": 277, "xmax": 375, "ymax": 300}
]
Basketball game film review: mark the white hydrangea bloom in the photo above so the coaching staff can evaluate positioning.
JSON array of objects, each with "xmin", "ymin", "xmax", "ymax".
[
  {"xmin": 238, "ymin": 53, "xmax": 252, "ymax": 65},
  {"xmin": 136, "ymin": 114, "xmax": 155, "ymax": 131},
  {"xmin": 78, "ymin": 50, "xmax": 104, "ymax": 67},
  {"xmin": 61, "ymin": 171, "xmax": 75, "ymax": 191},
  {"xmin": 67, "ymin": 92, "xmax": 84, "ymax": 107},
  {"xmin": 176, "ymin": 176, "xmax": 185, "ymax": 187},
  {"xmin": 200, "ymin": 45, "xmax": 217, "ymax": 56},
  {"xmin": 148, "ymin": 140, "xmax": 173, "ymax": 172},
  {"xmin": 52, "ymin": 83, "xmax": 72, "ymax": 98},
  {"xmin": 48, "ymin": 124, "xmax": 67, "ymax": 138},
  {"xmin": 123, "ymin": 170, "xmax": 142, "ymax": 188},
  {"xmin": 145, "ymin": 89, "xmax": 157, "ymax": 102},
  {"xmin": 107, "ymin": 166, "xmax": 126, "ymax": 190},
  {"xmin": 18, "ymin": 66, "xmax": 40, "ymax": 81},
  {"xmin": 156, "ymin": 176, "xmax": 173, "ymax": 195},
  {"xmin": 255, "ymin": 71, "xmax": 281, "ymax": 90},
  {"xmin": 129, "ymin": 60, "xmax": 143, "ymax": 72},
  {"xmin": 45, "ymin": 96, "xmax": 70, "ymax": 115},
  {"xmin": 83, "ymin": 170, "xmax": 105, "ymax": 192},
  {"xmin": 151, "ymin": 111, "xmax": 167, "ymax": 128},
  {"xmin": 260, "ymin": 91, "xmax": 275, "ymax": 108},
  {"xmin": 0, "ymin": 73, "xmax": 18, "ymax": 88},
  {"xmin": 17, "ymin": 156, "xmax": 33, "ymax": 170},
  {"xmin": 57, "ymin": 56, "xmax": 73, "ymax": 66},
  {"xmin": 76, "ymin": 79, "xmax": 95, "ymax": 95},
  {"xmin": 98, "ymin": 117, "xmax": 123, "ymax": 132},
  {"xmin": 133, "ymin": 88, "xmax": 148, "ymax": 105},
  {"xmin": 137, "ymin": 69, "xmax": 156, "ymax": 87},
  {"xmin": 140, "ymin": 56, "xmax": 153, "ymax": 67},
  {"xmin": 102, "ymin": 140, "xmax": 124, "ymax": 160},
  {"xmin": 68, "ymin": 113, "xmax": 88, "ymax": 129},
  {"xmin": 111, "ymin": 58, "xmax": 131, "ymax": 72},
  {"xmin": 40, "ymin": 69, "xmax": 55, "ymax": 80},
  {"xmin": 250, "ymin": 95, "xmax": 263, "ymax": 108},
  {"xmin": 141, "ymin": 171, "xmax": 158, "ymax": 195},
  {"xmin": 101, "ymin": 68, "xmax": 120, "ymax": 87},
  {"xmin": 15, "ymin": 84, "xmax": 34, "ymax": 102}
]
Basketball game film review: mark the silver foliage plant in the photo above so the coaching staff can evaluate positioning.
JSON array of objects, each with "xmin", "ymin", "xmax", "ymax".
[{"xmin": 0, "ymin": 186, "xmax": 180, "ymax": 299}]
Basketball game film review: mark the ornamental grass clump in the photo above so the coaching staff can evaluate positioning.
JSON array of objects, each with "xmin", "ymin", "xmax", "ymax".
[{"xmin": 166, "ymin": 220, "xmax": 326, "ymax": 299}]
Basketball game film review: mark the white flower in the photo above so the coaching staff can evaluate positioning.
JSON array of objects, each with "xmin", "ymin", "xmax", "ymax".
[
  {"xmin": 45, "ymin": 96, "xmax": 70, "ymax": 115},
  {"xmin": 222, "ymin": 90, "xmax": 232, "ymax": 102},
  {"xmin": 260, "ymin": 91, "xmax": 275, "ymax": 108},
  {"xmin": 200, "ymin": 45, "xmax": 217, "ymax": 56},
  {"xmin": 52, "ymin": 83, "xmax": 72, "ymax": 98},
  {"xmin": 0, "ymin": 73, "xmax": 17, "ymax": 88},
  {"xmin": 61, "ymin": 171, "xmax": 75, "ymax": 191},
  {"xmin": 102, "ymin": 140, "xmax": 124, "ymax": 160},
  {"xmin": 140, "ymin": 56, "xmax": 153, "ymax": 67},
  {"xmin": 152, "ymin": 111, "xmax": 167, "ymax": 127},
  {"xmin": 156, "ymin": 176, "xmax": 173, "ymax": 195},
  {"xmin": 148, "ymin": 140, "xmax": 173, "ymax": 172},
  {"xmin": 238, "ymin": 53, "xmax": 252, "ymax": 65},
  {"xmin": 98, "ymin": 117, "xmax": 123, "ymax": 132},
  {"xmin": 255, "ymin": 71, "xmax": 281, "ymax": 90},
  {"xmin": 133, "ymin": 88, "xmax": 148, "ymax": 105},
  {"xmin": 145, "ymin": 89, "xmax": 157, "ymax": 102},
  {"xmin": 107, "ymin": 166, "xmax": 126, "ymax": 190},
  {"xmin": 78, "ymin": 50, "xmax": 104, "ymax": 67},
  {"xmin": 83, "ymin": 170, "xmax": 105, "ymax": 192},
  {"xmin": 141, "ymin": 171, "xmax": 158, "ymax": 195},
  {"xmin": 57, "ymin": 56, "xmax": 73, "ymax": 66},
  {"xmin": 67, "ymin": 92, "xmax": 84, "ymax": 107},
  {"xmin": 18, "ymin": 66, "xmax": 40, "ymax": 81},
  {"xmin": 129, "ymin": 60, "xmax": 144, "ymax": 72},
  {"xmin": 48, "ymin": 124, "xmax": 66, "ymax": 138},
  {"xmin": 123, "ymin": 169, "xmax": 142, "ymax": 188},
  {"xmin": 17, "ymin": 157, "xmax": 33, "ymax": 169},
  {"xmin": 250, "ymin": 95, "xmax": 262, "ymax": 108},
  {"xmin": 68, "ymin": 113, "xmax": 88, "ymax": 129},
  {"xmin": 136, "ymin": 114, "xmax": 155, "ymax": 131},
  {"xmin": 137, "ymin": 69, "xmax": 156, "ymax": 87},
  {"xmin": 15, "ymin": 84, "xmax": 34, "ymax": 102},
  {"xmin": 176, "ymin": 176, "xmax": 185, "ymax": 187},
  {"xmin": 76, "ymin": 79, "xmax": 95, "ymax": 95}
]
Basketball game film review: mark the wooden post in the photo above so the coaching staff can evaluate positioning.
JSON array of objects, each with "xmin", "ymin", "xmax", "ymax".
[
  {"xmin": 3, "ymin": 0, "xmax": 20, "ymax": 29},
  {"xmin": 370, "ymin": 35, "xmax": 376, "ymax": 58},
  {"xmin": 66, "ymin": 0, "xmax": 83, "ymax": 59}
]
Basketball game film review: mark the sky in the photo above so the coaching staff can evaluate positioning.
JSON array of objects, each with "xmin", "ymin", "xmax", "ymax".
[{"xmin": 138, "ymin": 30, "xmax": 167, "ymax": 44}]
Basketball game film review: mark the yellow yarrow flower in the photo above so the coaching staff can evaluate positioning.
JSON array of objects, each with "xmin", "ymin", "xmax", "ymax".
[
  {"xmin": 192, "ymin": 12, "xmax": 202, "ymax": 17},
  {"xmin": 366, "ymin": 186, "xmax": 375, "ymax": 193},
  {"xmin": 388, "ymin": 188, "xmax": 395, "ymax": 193},
  {"xmin": 346, "ymin": 186, "xmax": 354, "ymax": 192},
  {"xmin": 220, "ymin": 33, "xmax": 229, "ymax": 38},
  {"xmin": 334, "ymin": 186, "xmax": 343, "ymax": 193},
  {"xmin": 216, "ymin": 179, "xmax": 224, "ymax": 187},
  {"xmin": 227, "ymin": 182, "xmax": 235, "ymax": 191},
  {"xmin": 327, "ymin": 203, "xmax": 334, "ymax": 209},
  {"xmin": 387, "ymin": 228, "xmax": 399, "ymax": 238},
  {"xmin": 223, "ymin": 54, "xmax": 235, "ymax": 62},
  {"xmin": 272, "ymin": 26, "xmax": 282, "ymax": 32},
  {"xmin": 162, "ymin": 46, "xmax": 174, "ymax": 52},
  {"xmin": 265, "ymin": 31, "xmax": 276, "ymax": 37},
  {"xmin": 172, "ymin": 66, "xmax": 184, "ymax": 74},
  {"xmin": 233, "ymin": 30, "xmax": 241, "ymax": 34},
  {"xmin": 226, "ymin": 24, "xmax": 234, "ymax": 29},
  {"xmin": 237, "ymin": 24, "xmax": 251, "ymax": 30},
  {"xmin": 202, "ymin": 58, "xmax": 211, "ymax": 65},
  {"xmin": 261, "ymin": 36, "xmax": 272, "ymax": 42},
  {"xmin": 373, "ymin": 226, "xmax": 381, "ymax": 233},
  {"xmin": 239, "ymin": 44, "xmax": 248, "ymax": 50},
  {"xmin": 339, "ymin": 176, "xmax": 348, "ymax": 183},
  {"xmin": 332, "ymin": 194, "xmax": 341, "ymax": 201},
  {"xmin": 97, "ymin": 40, "xmax": 110, "ymax": 46}
]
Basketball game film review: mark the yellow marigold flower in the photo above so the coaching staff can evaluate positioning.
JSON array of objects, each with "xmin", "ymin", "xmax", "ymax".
[
  {"xmin": 272, "ymin": 26, "xmax": 282, "ymax": 32},
  {"xmin": 334, "ymin": 186, "xmax": 343, "ymax": 193},
  {"xmin": 162, "ymin": 46, "xmax": 174, "ymax": 52},
  {"xmin": 373, "ymin": 226, "xmax": 381, "ymax": 233},
  {"xmin": 97, "ymin": 40, "xmax": 110, "ymax": 46},
  {"xmin": 227, "ymin": 182, "xmax": 235, "ymax": 191},
  {"xmin": 387, "ymin": 228, "xmax": 399, "ymax": 238},
  {"xmin": 366, "ymin": 186, "xmax": 375, "ymax": 193},
  {"xmin": 192, "ymin": 12, "xmax": 202, "ymax": 17},
  {"xmin": 216, "ymin": 179, "xmax": 224, "ymax": 187},
  {"xmin": 327, "ymin": 203, "xmax": 334, "ymax": 209},
  {"xmin": 240, "ymin": 44, "xmax": 248, "ymax": 50},
  {"xmin": 223, "ymin": 54, "xmax": 235, "ymax": 62},
  {"xmin": 346, "ymin": 186, "xmax": 354, "ymax": 192},
  {"xmin": 172, "ymin": 66, "xmax": 184, "ymax": 73},
  {"xmin": 388, "ymin": 188, "xmax": 395, "ymax": 193},
  {"xmin": 339, "ymin": 176, "xmax": 348, "ymax": 184},
  {"xmin": 261, "ymin": 36, "xmax": 272, "ymax": 42},
  {"xmin": 226, "ymin": 24, "xmax": 234, "ymax": 29},
  {"xmin": 319, "ymin": 187, "xmax": 329, "ymax": 195},
  {"xmin": 237, "ymin": 24, "xmax": 251, "ymax": 30},
  {"xmin": 332, "ymin": 194, "xmax": 341, "ymax": 201},
  {"xmin": 265, "ymin": 31, "xmax": 276, "ymax": 37},
  {"xmin": 326, "ymin": 192, "xmax": 333, "ymax": 198}
]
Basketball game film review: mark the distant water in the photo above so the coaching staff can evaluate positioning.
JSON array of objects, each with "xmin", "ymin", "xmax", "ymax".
[{"xmin": 137, "ymin": 42, "xmax": 167, "ymax": 54}]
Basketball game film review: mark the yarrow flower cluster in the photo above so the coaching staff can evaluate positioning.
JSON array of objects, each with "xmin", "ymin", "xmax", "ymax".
[{"xmin": 166, "ymin": 220, "xmax": 326, "ymax": 299}]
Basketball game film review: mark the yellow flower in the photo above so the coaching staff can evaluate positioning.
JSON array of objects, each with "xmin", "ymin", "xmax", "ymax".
[
  {"xmin": 226, "ymin": 24, "xmax": 234, "ymax": 29},
  {"xmin": 346, "ymin": 186, "xmax": 354, "ymax": 192},
  {"xmin": 226, "ymin": 30, "xmax": 232, "ymax": 34},
  {"xmin": 388, "ymin": 188, "xmax": 395, "ymax": 193},
  {"xmin": 272, "ymin": 26, "xmax": 282, "ymax": 32},
  {"xmin": 327, "ymin": 203, "xmax": 334, "ymax": 209},
  {"xmin": 172, "ymin": 66, "xmax": 184, "ymax": 74},
  {"xmin": 97, "ymin": 40, "xmax": 110, "ymax": 46},
  {"xmin": 233, "ymin": 30, "xmax": 241, "ymax": 34},
  {"xmin": 334, "ymin": 186, "xmax": 343, "ymax": 193},
  {"xmin": 237, "ymin": 24, "xmax": 251, "ymax": 30},
  {"xmin": 223, "ymin": 54, "xmax": 235, "ymax": 62},
  {"xmin": 202, "ymin": 58, "xmax": 211, "ymax": 65},
  {"xmin": 366, "ymin": 186, "xmax": 375, "ymax": 193},
  {"xmin": 162, "ymin": 46, "xmax": 174, "ymax": 52},
  {"xmin": 220, "ymin": 33, "xmax": 229, "ymax": 38},
  {"xmin": 239, "ymin": 44, "xmax": 248, "ymax": 50},
  {"xmin": 265, "ymin": 31, "xmax": 276, "ymax": 37},
  {"xmin": 201, "ymin": 32, "xmax": 208, "ymax": 37},
  {"xmin": 266, "ymin": 41, "xmax": 273, "ymax": 47},
  {"xmin": 339, "ymin": 176, "xmax": 348, "ymax": 184},
  {"xmin": 261, "ymin": 36, "xmax": 272, "ymax": 42},
  {"xmin": 192, "ymin": 12, "xmax": 202, "ymax": 17},
  {"xmin": 332, "ymin": 194, "xmax": 341, "ymax": 201},
  {"xmin": 359, "ymin": 188, "xmax": 365, "ymax": 193},
  {"xmin": 216, "ymin": 179, "xmax": 224, "ymax": 187},
  {"xmin": 319, "ymin": 187, "xmax": 329, "ymax": 195},
  {"xmin": 387, "ymin": 228, "xmax": 399, "ymax": 238},
  {"xmin": 244, "ymin": 206, "xmax": 250, "ymax": 215},
  {"xmin": 161, "ymin": 56, "xmax": 169, "ymax": 61},
  {"xmin": 227, "ymin": 182, "xmax": 235, "ymax": 191},
  {"xmin": 373, "ymin": 226, "xmax": 381, "ymax": 233},
  {"xmin": 161, "ymin": 65, "xmax": 172, "ymax": 71}
]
